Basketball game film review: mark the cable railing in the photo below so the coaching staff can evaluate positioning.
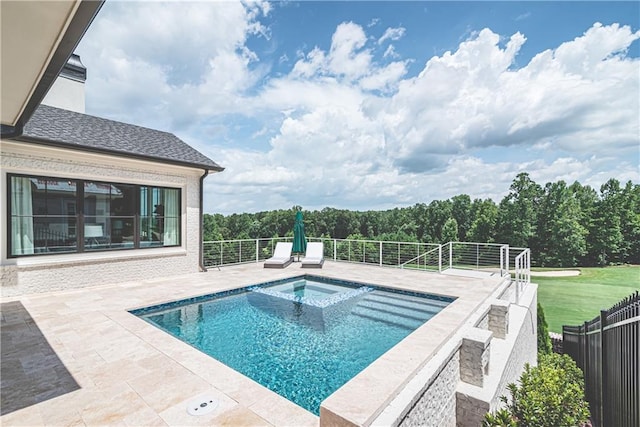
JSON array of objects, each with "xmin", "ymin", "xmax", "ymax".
[
  {"xmin": 400, "ymin": 245, "xmax": 443, "ymax": 272},
  {"xmin": 400, "ymin": 242, "xmax": 512, "ymax": 276},
  {"xmin": 203, "ymin": 237, "xmax": 439, "ymax": 268},
  {"xmin": 514, "ymin": 248, "xmax": 531, "ymax": 302},
  {"xmin": 202, "ymin": 237, "xmax": 531, "ymax": 305},
  {"xmin": 203, "ymin": 237, "xmax": 291, "ymax": 267}
]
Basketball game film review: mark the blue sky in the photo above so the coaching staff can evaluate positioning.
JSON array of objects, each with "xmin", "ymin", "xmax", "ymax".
[{"xmin": 76, "ymin": 1, "xmax": 640, "ymax": 214}]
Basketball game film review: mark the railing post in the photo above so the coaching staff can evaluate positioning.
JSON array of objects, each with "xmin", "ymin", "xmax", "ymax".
[
  {"xmin": 506, "ymin": 246, "xmax": 510, "ymax": 278},
  {"xmin": 239, "ymin": 241, "xmax": 242, "ymax": 263},
  {"xmin": 449, "ymin": 242, "xmax": 453, "ymax": 270},
  {"xmin": 582, "ymin": 321, "xmax": 589, "ymax": 376},
  {"xmin": 438, "ymin": 244, "xmax": 442, "ymax": 273},
  {"xmin": 255, "ymin": 239, "xmax": 259, "ymax": 263},
  {"xmin": 600, "ymin": 309, "xmax": 607, "ymax": 427},
  {"xmin": 220, "ymin": 241, "xmax": 223, "ymax": 266},
  {"xmin": 363, "ymin": 241, "xmax": 365, "ymax": 263},
  {"xmin": 333, "ymin": 239, "xmax": 337, "ymax": 261},
  {"xmin": 515, "ymin": 255, "xmax": 521, "ymax": 303},
  {"xmin": 379, "ymin": 241, "xmax": 382, "ymax": 266}
]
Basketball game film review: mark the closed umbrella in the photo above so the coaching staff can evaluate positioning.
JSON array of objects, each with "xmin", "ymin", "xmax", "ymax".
[{"xmin": 292, "ymin": 210, "xmax": 307, "ymax": 261}]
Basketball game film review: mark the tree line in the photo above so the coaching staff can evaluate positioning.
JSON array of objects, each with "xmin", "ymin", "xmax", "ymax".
[{"xmin": 204, "ymin": 173, "xmax": 639, "ymax": 267}]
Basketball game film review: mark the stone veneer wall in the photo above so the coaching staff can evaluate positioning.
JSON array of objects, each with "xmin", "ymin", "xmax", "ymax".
[
  {"xmin": 399, "ymin": 353, "xmax": 459, "ymax": 427},
  {"xmin": 375, "ymin": 280, "xmax": 537, "ymax": 427},
  {"xmin": 1, "ymin": 142, "xmax": 204, "ymax": 297},
  {"xmin": 456, "ymin": 284, "xmax": 538, "ymax": 426},
  {"xmin": 475, "ymin": 312, "xmax": 489, "ymax": 329},
  {"xmin": 491, "ymin": 290, "xmax": 537, "ymax": 407}
]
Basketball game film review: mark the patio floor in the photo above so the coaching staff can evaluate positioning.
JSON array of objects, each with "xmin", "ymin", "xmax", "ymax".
[{"xmin": 0, "ymin": 261, "xmax": 506, "ymax": 426}]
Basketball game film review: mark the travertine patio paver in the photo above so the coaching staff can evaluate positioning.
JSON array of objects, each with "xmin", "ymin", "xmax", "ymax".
[{"xmin": 1, "ymin": 261, "xmax": 505, "ymax": 426}]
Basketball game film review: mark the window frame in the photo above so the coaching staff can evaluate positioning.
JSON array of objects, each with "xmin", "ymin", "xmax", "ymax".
[{"xmin": 7, "ymin": 173, "xmax": 182, "ymax": 258}]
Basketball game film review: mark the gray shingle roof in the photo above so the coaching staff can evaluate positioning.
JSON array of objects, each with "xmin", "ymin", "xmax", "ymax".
[{"xmin": 20, "ymin": 104, "xmax": 223, "ymax": 171}]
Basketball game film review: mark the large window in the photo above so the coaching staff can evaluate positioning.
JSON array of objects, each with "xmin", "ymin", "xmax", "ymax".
[{"xmin": 8, "ymin": 174, "xmax": 181, "ymax": 257}]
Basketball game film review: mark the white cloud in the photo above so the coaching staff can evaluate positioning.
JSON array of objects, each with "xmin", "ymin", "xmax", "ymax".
[
  {"xmin": 378, "ymin": 26, "xmax": 406, "ymax": 44},
  {"xmin": 77, "ymin": 0, "xmax": 269, "ymax": 129},
  {"xmin": 327, "ymin": 22, "xmax": 372, "ymax": 80},
  {"xmin": 77, "ymin": 3, "xmax": 640, "ymax": 214},
  {"xmin": 359, "ymin": 61, "xmax": 408, "ymax": 92},
  {"xmin": 383, "ymin": 44, "xmax": 399, "ymax": 59}
]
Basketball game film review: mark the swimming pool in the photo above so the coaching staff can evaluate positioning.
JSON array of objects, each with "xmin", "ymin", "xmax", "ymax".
[{"xmin": 131, "ymin": 275, "xmax": 454, "ymax": 415}]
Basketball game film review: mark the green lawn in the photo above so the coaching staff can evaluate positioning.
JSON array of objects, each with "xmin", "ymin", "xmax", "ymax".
[{"xmin": 535, "ymin": 265, "xmax": 640, "ymax": 333}]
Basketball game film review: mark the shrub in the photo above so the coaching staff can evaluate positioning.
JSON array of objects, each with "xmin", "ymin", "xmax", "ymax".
[
  {"xmin": 484, "ymin": 353, "xmax": 590, "ymax": 427},
  {"xmin": 537, "ymin": 302, "xmax": 552, "ymax": 355},
  {"xmin": 482, "ymin": 408, "xmax": 517, "ymax": 427}
]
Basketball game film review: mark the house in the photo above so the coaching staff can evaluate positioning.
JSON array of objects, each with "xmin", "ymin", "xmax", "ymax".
[{"xmin": 1, "ymin": 6, "xmax": 223, "ymax": 297}]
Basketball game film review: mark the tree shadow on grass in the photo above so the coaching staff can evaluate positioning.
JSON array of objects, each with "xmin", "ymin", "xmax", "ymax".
[{"xmin": 1, "ymin": 301, "xmax": 80, "ymax": 415}]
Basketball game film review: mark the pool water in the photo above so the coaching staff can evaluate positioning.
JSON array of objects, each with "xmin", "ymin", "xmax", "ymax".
[
  {"xmin": 271, "ymin": 279, "xmax": 345, "ymax": 299},
  {"xmin": 133, "ymin": 276, "xmax": 453, "ymax": 415}
]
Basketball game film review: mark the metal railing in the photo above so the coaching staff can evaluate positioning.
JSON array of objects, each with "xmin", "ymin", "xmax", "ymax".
[
  {"xmin": 203, "ymin": 237, "xmax": 292, "ymax": 267},
  {"xmin": 400, "ymin": 242, "xmax": 514, "ymax": 276},
  {"xmin": 563, "ymin": 291, "xmax": 640, "ymax": 427},
  {"xmin": 514, "ymin": 248, "xmax": 530, "ymax": 303},
  {"xmin": 203, "ymin": 237, "xmax": 438, "ymax": 268},
  {"xmin": 205, "ymin": 238, "xmax": 526, "ymax": 276},
  {"xmin": 401, "ymin": 245, "xmax": 443, "ymax": 272},
  {"xmin": 202, "ymin": 238, "xmax": 530, "ymax": 302}
]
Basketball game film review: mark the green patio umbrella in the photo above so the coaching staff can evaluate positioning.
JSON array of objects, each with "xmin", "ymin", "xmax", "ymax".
[{"xmin": 292, "ymin": 210, "xmax": 307, "ymax": 261}]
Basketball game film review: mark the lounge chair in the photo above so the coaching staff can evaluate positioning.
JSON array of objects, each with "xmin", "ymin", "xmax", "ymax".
[
  {"xmin": 264, "ymin": 242, "xmax": 294, "ymax": 268},
  {"xmin": 301, "ymin": 242, "xmax": 324, "ymax": 268}
]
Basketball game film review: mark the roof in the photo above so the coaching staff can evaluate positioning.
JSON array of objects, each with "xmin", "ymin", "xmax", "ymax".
[{"xmin": 19, "ymin": 104, "xmax": 223, "ymax": 172}]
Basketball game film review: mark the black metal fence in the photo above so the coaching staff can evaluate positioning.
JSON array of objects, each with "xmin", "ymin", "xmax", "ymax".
[{"xmin": 563, "ymin": 291, "xmax": 639, "ymax": 427}]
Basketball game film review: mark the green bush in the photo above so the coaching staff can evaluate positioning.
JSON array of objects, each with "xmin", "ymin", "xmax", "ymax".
[
  {"xmin": 484, "ymin": 353, "xmax": 590, "ymax": 427},
  {"xmin": 537, "ymin": 302, "xmax": 552, "ymax": 355},
  {"xmin": 482, "ymin": 408, "xmax": 517, "ymax": 427}
]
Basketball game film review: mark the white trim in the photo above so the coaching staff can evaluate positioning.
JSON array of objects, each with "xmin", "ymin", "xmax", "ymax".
[
  {"xmin": 1, "ymin": 139, "xmax": 210, "ymax": 179},
  {"xmin": 1, "ymin": 148, "xmax": 195, "ymax": 264},
  {"xmin": 8, "ymin": 247, "xmax": 187, "ymax": 268}
]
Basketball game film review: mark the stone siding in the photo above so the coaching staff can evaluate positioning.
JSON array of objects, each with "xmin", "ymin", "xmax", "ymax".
[
  {"xmin": 399, "ymin": 353, "xmax": 460, "ymax": 427},
  {"xmin": 1, "ymin": 143, "xmax": 204, "ymax": 297},
  {"xmin": 475, "ymin": 312, "xmax": 489, "ymax": 330},
  {"xmin": 456, "ymin": 284, "xmax": 538, "ymax": 425},
  {"xmin": 460, "ymin": 328, "xmax": 492, "ymax": 387},
  {"xmin": 491, "ymin": 287, "xmax": 538, "ymax": 408}
]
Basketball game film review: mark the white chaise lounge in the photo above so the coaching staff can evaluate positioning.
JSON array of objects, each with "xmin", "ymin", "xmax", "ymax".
[
  {"xmin": 301, "ymin": 242, "xmax": 324, "ymax": 268},
  {"xmin": 264, "ymin": 242, "xmax": 294, "ymax": 268}
]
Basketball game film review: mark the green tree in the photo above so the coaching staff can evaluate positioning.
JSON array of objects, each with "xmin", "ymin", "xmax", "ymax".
[
  {"xmin": 419, "ymin": 200, "xmax": 452, "ymax": 243},
  {"xmin": 468, "ymin": 199, "xmax": 498, "ymax": 243},
  {"xmin": 441, "ymin": 217, "xmax": 459, "ymax": 243},
  {"xmin": 496, "ymin": 173, "xmax": 542, "ymax": 248},
  {"xmin": 202, "ymin": 213, "xmax": 224, "ymax": 241},
  {"xmin": 451, "ymin": 194, "xmax": 472, "ymax": 241},
  {"xmin": 591, "ymin": 179, "xmax": 624, "ymax": 265},
  {"xmin": 536, "ymin": 181, "xmax": 587, "ymax": 267},
  {"xmin": 537, "ymin": 303, "xmax": 552, "ymax": 355},
  {"xmin": 569, "ymin": 181, "xmax": 599, "ymax": 265},
  {"xmin": 620, "ymin": 181, "xmax": 640, "ymax": 264}
]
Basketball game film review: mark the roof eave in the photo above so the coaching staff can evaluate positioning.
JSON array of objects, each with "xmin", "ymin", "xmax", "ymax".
[
  {"xmin": 14, "ymin": 135, "xmax": 225, "ymax": 173},
  {"xmin": 0, "ymin": 1, "xmax": 104, "ymax": 139}
]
